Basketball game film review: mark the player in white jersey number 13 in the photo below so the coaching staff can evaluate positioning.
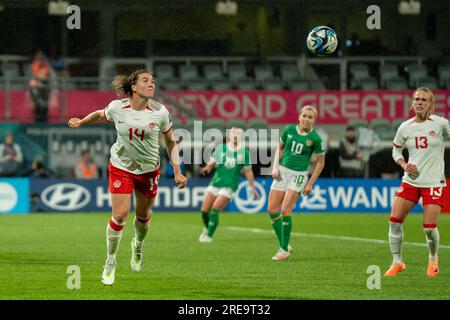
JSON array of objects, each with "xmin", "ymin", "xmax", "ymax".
[
  {"xmin": 68, "ymin": 69, "xmax": 187, "ymax": 285},
  {"xmin": 385, "ymin": 87, "xmax": 450, "ymax": 277}
]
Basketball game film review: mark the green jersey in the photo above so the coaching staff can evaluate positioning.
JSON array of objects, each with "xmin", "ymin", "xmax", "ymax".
[
  {"xmin": 210, "ymin": 143, "xmax": 252, "ymax": 191},
  {"xmin": 279, "ymin": 124, "xmax": 325, "ymax": 172}
]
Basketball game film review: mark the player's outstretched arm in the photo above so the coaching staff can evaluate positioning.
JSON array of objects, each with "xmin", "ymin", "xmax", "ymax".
[{"xmin": 68, "ymin": 109, "xmax": 106, "ymax": 128}]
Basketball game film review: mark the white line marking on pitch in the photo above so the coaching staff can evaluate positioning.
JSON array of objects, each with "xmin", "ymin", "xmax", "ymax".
[{"xmin": 225, "ymin": 226, "xmax": 450, "ymax": 249}]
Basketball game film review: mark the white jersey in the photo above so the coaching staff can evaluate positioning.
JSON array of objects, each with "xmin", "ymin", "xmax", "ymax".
[
  {"xmin": 393, "ymin": 114, "xmax": 450, "ymax": 187},
  {"xmin": 104, "ymin": 98, "xmax": 172, "ymax": 175}
]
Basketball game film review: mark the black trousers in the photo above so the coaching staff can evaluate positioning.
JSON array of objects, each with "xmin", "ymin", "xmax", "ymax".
[{"xmin": 30, "ymin": 85, "xmax": 49, "ymax": 122}]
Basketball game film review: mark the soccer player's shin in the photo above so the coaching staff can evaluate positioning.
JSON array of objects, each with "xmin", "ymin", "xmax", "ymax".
[
  {"xmin": 388, "ymin": 217, "xmax": 404, "ymax": 264},
  {"xmin": 281, "ymin": 215, "xmax": 292, "ymax": 252},
  {"xmin": 424, "ymin": 224, "xmax": 439, "ymax": 262},
  {"xmin": 134, "ymin": 215, "xmax": 150, "ymax": 246},
  {"xmin": 270, "ymin": 213, "xmax": 283, "ymax": 248},
  {"xmin": 207, "ymin": 208, "xmax": 220, "ymax": 237},
  {"xmin": 106, "ymin": 217, "xmax": 125, "ymax": 263},
  {"xmin": 201, "ymin": 210, "xmax": 210, "ymax": 229}
]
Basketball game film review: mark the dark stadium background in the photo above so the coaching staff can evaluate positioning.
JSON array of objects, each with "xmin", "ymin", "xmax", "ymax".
[{"xmin": 0, "ymin": 0, "xmax": 449, "ymax": 302}]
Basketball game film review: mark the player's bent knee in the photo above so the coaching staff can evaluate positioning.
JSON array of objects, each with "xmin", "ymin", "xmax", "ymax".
[{"xmin": 112, "ymin": 214, "xmax": 128, "ymax": 224}]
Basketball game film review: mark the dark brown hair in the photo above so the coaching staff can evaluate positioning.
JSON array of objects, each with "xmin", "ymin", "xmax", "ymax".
[{"xmin": 112, "ymin": 69, "xmax": 155, "ymax": 97}]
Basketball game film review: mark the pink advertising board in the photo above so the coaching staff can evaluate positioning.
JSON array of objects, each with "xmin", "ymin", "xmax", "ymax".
[{"xmin": 2, "ymin": 90, "xmax": 450, "ymax": 124}]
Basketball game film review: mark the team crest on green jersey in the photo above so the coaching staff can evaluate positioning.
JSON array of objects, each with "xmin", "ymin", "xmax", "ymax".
[{"xmin": 305, "ymin": 139, "xmax": 313, "ymax": 147}]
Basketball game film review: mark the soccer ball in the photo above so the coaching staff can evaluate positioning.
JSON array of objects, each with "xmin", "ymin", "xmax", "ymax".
[{"xmin": 306, "ymin": 26, "xmax": 338, "ymax": 56}]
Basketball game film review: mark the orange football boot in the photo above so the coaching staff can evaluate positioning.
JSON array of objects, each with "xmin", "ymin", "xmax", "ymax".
[
  {"xmin": 427, "ymin": 260, "xmax": 439, "ymax": 277},
  {"xmin": 384, "ymin": 262, "xmax": 406, "ymax": 276}
]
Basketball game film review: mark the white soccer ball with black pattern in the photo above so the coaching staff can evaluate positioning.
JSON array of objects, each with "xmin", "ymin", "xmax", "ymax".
[{"xmin": 306, "ymin": 26, "xmax": 338, "ymax": 56}]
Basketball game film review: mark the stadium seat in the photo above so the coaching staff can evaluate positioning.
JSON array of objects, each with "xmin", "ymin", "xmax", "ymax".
[
  {"xmin": 203, "ymin": 64, "xmax": 226, "ymax": 81},
  {"xmin": 406, "ymin": 63, "xmax": 428, "ymax": 87},
  {"xmin": 392, "ymin": 119, "xmax": 403, "ymax": 132},
  {"xmin": 438, "ymin": 64, "xmax": 450, "ymax": 88},
  {"xmin": 248, "ymin": 119, "xmax": 268, "ymax": 130},
  {"xmin": 309, "ymin": 80, "xmax": 326, "ymax": 90},
  {"xmin": 248, "ymin": 119, "xmax": 269, "ymax": 139},
  {"xmin": 348, "ymin": 119, "xmax": 369, "ymax": 129},
  {"xmin": 1, "ymin": 62, "xmax": 21, "ymax": 78},
  {"xmin": 349, "ymin": 64, "xmax": 370, "ymax": 81},
  {"xmin": 185, "ymin": 80, "xmax": 209, "ymax": 90},
  {"xmin": 280, "ymin": 64, "xmax": 301, "ymax": 81},
  {"xmin": 379, "ymin": 64, "xmax": 399, "ymax": 88},
  {"xmin": 210, "ymin": 80, "xmax": 233, "ymax": 90},
  {"xmin": 386, "ymin": 77, "xmax": 408, "ymax": 90},
  {"xmin": 416, "ymin": 76, "xmax": 439, "ymax": 89},
  {"xmin": 288, "ymin": 80, "xmax": 309, "ymax": 91},
  {"xmin": 204, "ymin": 118, "xmax": 226, "ymax": 132},
  {"xmin": 227, "ymin": 64, "xmax": 248, "ymax": 81},
  {"xmin": 377, "ymin": 129, "xmax": 396, "ymax": 141},
  {"xmin": 235, "ymin": 80, "xmax": 257, "ymax": 90},
  {"xmin": 179, "ymin": 65, "xmax": 200, "ymax": 81},
  {"xmin": 184, "ymin": 118, "xmax": 197, "ymax": 132},
  {"xmin": 359, "ymin": 77, "xmax": 379, "ymax": 90},
  {"xmin": 260, "ymin": 80, "xmax": 285, "ymax": 90},
  {"xmin": 172, "ymin": 119, "xmax": 184, "ymax": 130},
  {"xmin": 161, "ymin": 80, "xmax": 183, "ymax": 90},
  {"xmin": 254, "ymin": 65, "xmax": 275, "ymax": 82},
  {"xmin": 154, "ymin": 64, "xmax": 176, "ymax": 81},
  {"xmin": 371, "ymin": 119, "xmax": 390, "ymax": 131},
  {"xmin": 22, "ymin": 63, "xmax": 32, "ymax": 78},
  {"xmin": 226, "ymin": 119, "xmax": 247, "ymax": 130}
]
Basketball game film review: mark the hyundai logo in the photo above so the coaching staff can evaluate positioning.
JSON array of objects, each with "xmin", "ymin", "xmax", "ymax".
[
  {"xmin": 234, "ymin": 181, "xmax": 266, "ymax": 214},
  {"xmin": 41, "ymin": 183, "xmax": 91, "ymax": 211}
]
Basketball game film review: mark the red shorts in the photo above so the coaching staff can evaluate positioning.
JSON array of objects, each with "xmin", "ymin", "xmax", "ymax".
[
  {"xmin": 108, "ymin": 163, "xmax": 160, "ymax": 199},
  {"xmin": 396, "ymin": 182, "xmax": 444, "ymax": 207}
]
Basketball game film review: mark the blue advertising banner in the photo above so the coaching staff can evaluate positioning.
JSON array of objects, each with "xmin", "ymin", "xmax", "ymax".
[
  {"xmin": 29, "ymin": 177, "xmax": 421, "ymax": 214},
  {"xmin": 0, "ymin": 178, "xmax": 30, "ymax": 214},
  {"xmin": 29, "ymin": 178, "xmax": 210, "ymax": 212},
  {"xmin": 228, "ymin": 178, "xmax": 422, "ymax": 214}
]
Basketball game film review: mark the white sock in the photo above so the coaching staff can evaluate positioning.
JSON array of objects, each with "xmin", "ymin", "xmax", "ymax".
[
  {"xmin": 134, "ymin": 216, "xmax": 150, "ymax": 246},
  {"xmin": 424, "ymin": 227, "xmax": 439, "ymax": 262},
  {"xmin": 389, "ymin": 221, "xmax": 403, "ymax": 264},
  {"xmin": 106, "ymin": 217, "xmax": 125, "ymax": 263}
]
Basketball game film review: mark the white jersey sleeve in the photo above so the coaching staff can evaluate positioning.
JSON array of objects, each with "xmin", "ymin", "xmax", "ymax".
[
  {"xmin": 394, "ymin": 115, "xmax": 447, "ymax": 187},
  {"xmin": 104, "ymin": 99, "xmax": 126, "ymax": 122}
]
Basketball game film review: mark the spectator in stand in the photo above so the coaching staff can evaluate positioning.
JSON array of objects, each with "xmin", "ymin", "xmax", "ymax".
[
  {"xmin": 0, "ymin": 132, "xmax": 23, "ymax": 177},
  {"xmin": 74, "ymin": 149, "xmax": 98, "ymax": 179},
  {"xmin": 29, "ymin": 50, "xmax": 52, "ymax": 122},
  {"xmin": 25, "ymin": 155, "xmax": 53, "ymax": 178},
  {"xmin": 339, "ymin": 126, "xmax": 365, "ymax": 177}
]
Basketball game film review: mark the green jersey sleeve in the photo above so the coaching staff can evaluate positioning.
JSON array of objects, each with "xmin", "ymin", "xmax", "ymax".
[
  {"xmin": 280, "ymin": 125, "xmax": 290, "ymax": 144},
  {"xmin": 313, "ymin": 134, "xmax": 325, "ymax": 155},
  {"xmin": 244, "ymin": 147, "xmax": 252, "ymax": 168}
]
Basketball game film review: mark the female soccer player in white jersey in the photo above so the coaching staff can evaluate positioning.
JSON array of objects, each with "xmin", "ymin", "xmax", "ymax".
[
  {"xmin": 68, "ymin": 69, "xmax": 187, "ymax": 285},
  {"xmin": 385, "ymin": 87, "xmax": 450, "ymax": 277},
  {"xmin": 268, "ymin": 105, "xmax": 325, "ymax": 261}
]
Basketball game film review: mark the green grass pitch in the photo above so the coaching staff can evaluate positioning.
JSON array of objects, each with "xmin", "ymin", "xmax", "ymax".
[{"xmin": 0, "ymin": 212, "xmax": 449, "ymax": 300}]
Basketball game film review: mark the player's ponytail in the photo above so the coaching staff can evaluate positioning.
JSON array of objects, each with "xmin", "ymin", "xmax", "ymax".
[{"xmin": 112, "ymin": 75, "xmax": 132, "ymax": 97}]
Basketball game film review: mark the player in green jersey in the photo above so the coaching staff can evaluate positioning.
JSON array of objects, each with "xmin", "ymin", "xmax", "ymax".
[
  {"xmin": 268, "ymin": 105, "xmax": 325, "ymax": 261},
  {"xmin": 198, "ymin": 127, "xmax": 259, "ymax": 242}
]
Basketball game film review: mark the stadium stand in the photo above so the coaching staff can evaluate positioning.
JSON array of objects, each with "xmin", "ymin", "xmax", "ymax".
[
  {"xmin": 348, "ymin": 118, "xmax": 369, "ymax": 129},
  {"xmin": 379, "ymin": 64, "xmax": 399, "ymax": 88}
]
